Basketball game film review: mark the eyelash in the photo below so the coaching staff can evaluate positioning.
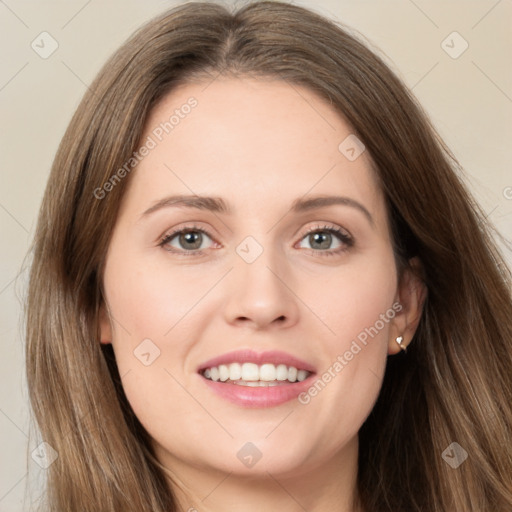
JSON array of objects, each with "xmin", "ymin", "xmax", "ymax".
[{"xmin": 158, "ymin": 223, "xmax": 354, "ymax": 257}]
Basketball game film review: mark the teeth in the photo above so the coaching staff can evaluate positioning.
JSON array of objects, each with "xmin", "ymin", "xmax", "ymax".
[
  {"xmin": 218, "ymin": 364, "xmax": 229, "ymax": 382},
  {"xmin": 259, "ymin": 363, "xmax": 276, "ymax": 381},
  {"xmin": 297, "ymin": 369, "xmax": 308, "ymax": 382},
  {"xmin": 229, "ymin": 362, "xmax": 242, "ymax": 380},
  {"xmin": 276, "ymin": 364, "xmax": 288, "ymax": 381},
  {"xmin": 241, "ymin": 362, "xmax": 259, "ymax": 381},
  {"xmin": 201, "ymin": 362, "xmax": 311, "ymax": 384},
  {"xmin": 234, "ymin": 380, "xmax": 281, "ymax": 387}
]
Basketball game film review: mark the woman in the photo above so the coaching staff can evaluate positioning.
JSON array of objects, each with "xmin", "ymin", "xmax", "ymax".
[{"xmin": 26, "ymin": 1, "xmax": 512, "ymax": 511}]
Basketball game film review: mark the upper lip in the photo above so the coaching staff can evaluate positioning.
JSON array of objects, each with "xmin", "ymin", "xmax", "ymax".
[{"xmin": 197, "ymin": 349, "xmax": 316, "ymax": 374}]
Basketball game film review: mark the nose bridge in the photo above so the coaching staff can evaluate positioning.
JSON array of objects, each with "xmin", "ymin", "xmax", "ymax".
[
  {"xmin": 223, "ymin": 233, "xmax": 299, "ymax": 328},
  {"xmin": 235, "ymin": 233, "xmax": 288, "ymax": 302}
]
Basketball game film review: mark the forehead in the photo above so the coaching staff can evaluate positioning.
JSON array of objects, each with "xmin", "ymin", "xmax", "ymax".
[{"xmin": 121, "ymin": 77, "xmax": 384, "ymax": 223}]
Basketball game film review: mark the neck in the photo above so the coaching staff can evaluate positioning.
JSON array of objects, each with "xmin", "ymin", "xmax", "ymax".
[{"xmin": 157, "ymin": 435, "xmax": 361, "ymax": 512}]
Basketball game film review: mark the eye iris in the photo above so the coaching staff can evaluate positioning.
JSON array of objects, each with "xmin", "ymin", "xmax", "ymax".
[
  {"xmin": 310, "ymin": 232, "xmax": 331, "ymax": 249},
  {"xmin": 180, "ymin": 231, "xmax": 202, "ymax": 250}
]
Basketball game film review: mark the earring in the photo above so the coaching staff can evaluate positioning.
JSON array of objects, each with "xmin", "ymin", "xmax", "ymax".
[{"xmin": 395, "ymin": 336, "xmax": 407, "ymax": 352}]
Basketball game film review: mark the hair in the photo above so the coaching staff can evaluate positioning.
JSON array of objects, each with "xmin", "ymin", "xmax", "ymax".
[{"xmin": 25, "ymin": 1, "xmax": 512, "ymax": 511}]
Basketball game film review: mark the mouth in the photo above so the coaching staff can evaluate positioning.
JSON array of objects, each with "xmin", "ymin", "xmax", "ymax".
[
  {"xmin": 200, "ymin": 362, "xmax": 312, "ymax": 386},
  {"xmin": 197, "ymin": 350, "xmax": 316, "ymax": 407}
]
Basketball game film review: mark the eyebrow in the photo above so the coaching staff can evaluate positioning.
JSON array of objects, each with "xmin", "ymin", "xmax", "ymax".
[{"xmin": 141, "ymin": 194, "xmax": 374, "ymax": 226}]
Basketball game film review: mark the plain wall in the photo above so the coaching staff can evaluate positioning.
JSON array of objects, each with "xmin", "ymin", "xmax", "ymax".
[{"xmin": 1, "ymin": 0, "xmax": 510, "ymax": 509}]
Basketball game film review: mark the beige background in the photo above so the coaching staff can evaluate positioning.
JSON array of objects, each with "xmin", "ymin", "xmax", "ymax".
[{"xmin": 1, "ymin": 0, "xmax": 511, "ymax": 509}]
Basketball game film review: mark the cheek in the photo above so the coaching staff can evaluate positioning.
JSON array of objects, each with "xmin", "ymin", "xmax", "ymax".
[
  {"xmin": 104, "ymin": 256, "xmax": 213, "ymax": 344},
  {"xmin": 309, "ymin": 251, "xmax": 397, "ymax": 345},
  {"xmin": 101, "ymin": 256, "xmax": 194, "ymax": 402},
  {"xmin": 102, "ymin": 257, "xmax": 210, "ymax": 444},
  {"xmin": 297, "ymin": 253, "xmax": 396, "ymax": 434}
]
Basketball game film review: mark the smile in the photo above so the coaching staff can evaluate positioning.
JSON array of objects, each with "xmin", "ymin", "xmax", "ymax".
[
  {"xmin": 201, "ymin": 362, "xmax": 311, "ymax": 385},
  {"xmin": 197, "ymin": 350, "xmax": 316, "ymax": 407}
]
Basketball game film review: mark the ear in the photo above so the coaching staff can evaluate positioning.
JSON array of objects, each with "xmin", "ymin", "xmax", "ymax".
[
  {"xmin": 99, "ymin": 300, "xmax": 113, "ymax": 345},
  {"xmin": 388, "ymin": 257, "xmax": 427, "ymax": 354}
]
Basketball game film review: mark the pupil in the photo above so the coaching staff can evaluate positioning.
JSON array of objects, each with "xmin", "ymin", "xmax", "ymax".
[
  {"xmin": 311, "ymin": 232, "xmax": 331, "ymax": 249},
  {"xmin": 180, "ymin": 231, "xmax": 202, "ymax": 250}
]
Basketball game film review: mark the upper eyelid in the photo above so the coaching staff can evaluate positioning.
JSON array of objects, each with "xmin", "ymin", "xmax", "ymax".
[
  {"xmin": 301, "ymin": 224, "xmax": 351, "ymax": 237},
  {"xmin": 160, "ymin": 223, "xmax": 352, "ymax": 249},
  {"xmin": 161, "ymin": 224, "xmax": 213, "ymax": 242}
]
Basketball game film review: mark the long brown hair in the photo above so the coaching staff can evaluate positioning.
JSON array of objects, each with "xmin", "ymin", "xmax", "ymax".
[{"xmin": 26, "ymin": 1, "xmax": 512, "ymax": 510}]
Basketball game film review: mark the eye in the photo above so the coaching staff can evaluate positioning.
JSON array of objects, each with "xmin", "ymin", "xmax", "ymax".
[
  {"xmin": 159, "ymin": 223, "xmax": 353, "ymax": 257},
  {"xmin": 297, "ymin": 225, "xmax": 353, "ymax": 256},
  {"xmin": 159, "ymin": 225, "xmax": 216, "ymax": 254}
]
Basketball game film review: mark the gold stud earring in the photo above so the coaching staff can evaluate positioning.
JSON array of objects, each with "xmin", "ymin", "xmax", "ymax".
[{"xmin": 395, "ymin": 336, "xmax": 407, "ymax": 352}]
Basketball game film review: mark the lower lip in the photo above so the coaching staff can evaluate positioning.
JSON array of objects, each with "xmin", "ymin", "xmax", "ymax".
[{"xmin": 200, "ymin": 375, "xmax": 315, "ymax": 408}]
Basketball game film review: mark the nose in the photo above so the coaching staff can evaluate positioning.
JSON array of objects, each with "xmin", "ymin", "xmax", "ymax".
[{"xmin": 223, "ymin": 246, "xmax": 300, "ymax": 331}]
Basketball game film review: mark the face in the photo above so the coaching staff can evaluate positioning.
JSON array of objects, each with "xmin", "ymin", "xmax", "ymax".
[{"xmin": 100, "ymin": 77, "xmax": 423, "ymax": 482}]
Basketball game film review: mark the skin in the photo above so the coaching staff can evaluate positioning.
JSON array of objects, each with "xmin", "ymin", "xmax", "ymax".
[{"xmin": 100, "ymin": 76, "xmax": 426, "ymax": 512}]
